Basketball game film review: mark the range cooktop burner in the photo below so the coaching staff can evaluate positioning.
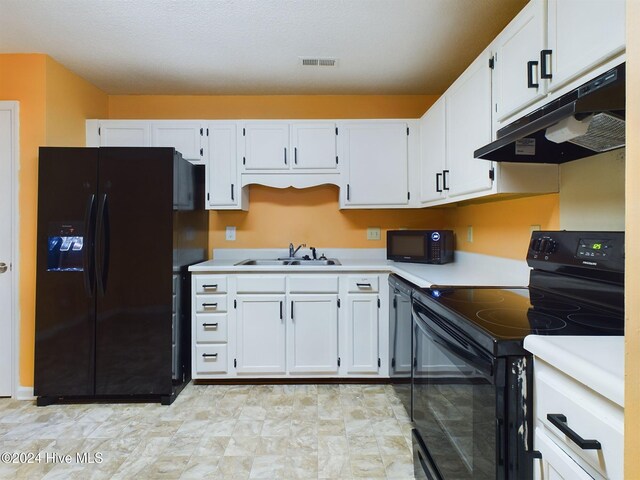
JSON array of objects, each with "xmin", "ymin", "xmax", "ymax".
[
  {"xmin": 476, "ymin": 308, "xmax": 567, "ymax": 333},
  {"xmin": 567, "ymin": 313, "xmax": 624, "ymax": 331}
]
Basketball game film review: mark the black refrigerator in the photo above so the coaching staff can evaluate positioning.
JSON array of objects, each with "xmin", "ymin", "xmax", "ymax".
[{"xmin": 34, "ymin": 147, "xmax": 208, "ymax": 405}]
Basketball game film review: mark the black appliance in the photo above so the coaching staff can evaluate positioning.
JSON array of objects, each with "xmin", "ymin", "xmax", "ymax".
[
  {"xmin": 34, "ymin": 147, "xmax": 208, "ymax": 406},
  {"xmin": 389, "ymin": 274, "xmax": 415, "ymax": 416},
  {"xmin": 411, "ymin": 230, "xmax": 624, "ymax": 479},
  {"xmin": 387, "ymin": 230, "xmax": 454, "ymax": 264},
  {"xmin": 474, "ymin": 63, "xmax": 625, "ymax": 164}
]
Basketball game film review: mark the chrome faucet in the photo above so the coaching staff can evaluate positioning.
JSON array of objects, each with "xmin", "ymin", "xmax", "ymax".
[{"xmin": 289, "ymin": 243, "xmax": 306, "ymax": 258}]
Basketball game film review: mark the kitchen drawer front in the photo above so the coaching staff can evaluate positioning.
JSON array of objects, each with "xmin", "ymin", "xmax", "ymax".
[
  {"xmin": 534, "ymin": 427, "xmax": 594, "ymax": 480},
  {"xmin": 195, "ymin": 295, "xmax": 228, "ymax": 313},
  {"xmin": 289, "ymin": 275, "xmax": 339, "ymax": 293},
  {"xmin": 347, "ymin": 276, "xmax": 379, "ymax": 293},
  {"xmin": 195, "ymin": 314, "xmax": 228, "ymax": 343},
  {"xmin": 195, "ymin": 345, "xmax": 228, "ymax": 374},
  {"xmin": 236, "ymin": 275, "xmax": 286, "ymax": 293},
  {"xmin": 194, "ymin": 275, "xmax": 228, "ymax": 294},
  {"xmin": 535, "ymin": 361, "xmax": 623, "ymax": 479}
]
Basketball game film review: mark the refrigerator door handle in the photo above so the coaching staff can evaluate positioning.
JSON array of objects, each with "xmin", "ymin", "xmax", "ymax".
[
  {"xmin": 96, "ymin": 193, "xmax": 110, "ymax": 295},
  {"xmin": 83, "ymin": 194, "xmax": 96, "ymax": 296}
]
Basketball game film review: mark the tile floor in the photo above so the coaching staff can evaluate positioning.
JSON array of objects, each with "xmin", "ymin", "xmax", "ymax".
[{"xmin": 0, "ymin": 383, "xmax": 416, "ymax": 479}]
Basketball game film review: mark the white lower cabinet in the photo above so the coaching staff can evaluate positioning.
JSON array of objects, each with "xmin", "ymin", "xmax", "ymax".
[
  {"xmin": 345, "ymin": 294, "xmax": 379, "ymax": 374},
  {"xmin": 236, "ymin": 295, "xmax": 286, "ymax": 374},
  {"xmin": 287, "ymin": 295, "xmax": 339, "ymax": 374},
  {"xmin": 191, "ymin": 272, "xmax": 387, "ymax": 379}
]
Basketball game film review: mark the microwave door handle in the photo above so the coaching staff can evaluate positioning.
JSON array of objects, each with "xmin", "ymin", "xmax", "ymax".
[{"xmin": 413, "ymin": 306, "xmax": 494, "ymax": 378}]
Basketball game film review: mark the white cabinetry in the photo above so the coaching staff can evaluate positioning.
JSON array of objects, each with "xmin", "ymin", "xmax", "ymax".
[
  {"xmin": 340, "ymin": 122, "xmax": 409, "ymax": 208},
  {"xmin": 243, "ymin": 122, "xmax": 290, "ymax": 170},
  {"xmin": 206, "ymin": 122, "xmax": 247, "ymax": 210},
  {"xmin": 546, "ymin": 0, "xmax": 625, "ymax": 93},
  {"xmin": 96, "ymin": 121, "xmax": 151, "ymax": 147},
  {"xmin": 419, "ymin": 97, "xmax": 446, "ymax": 204},
  {"xmin": 236, "ymin": 295, "xmax": 286, "ymax": 374},
  {"xmin": 151, "ymin": 121, "xmax": 205, "ymax": 163},
  {"xmin": 344, "ymin": 276, "xmax": 381, "ymax": 374},
  {"xmin": 291, "ymin": 122, "xmax": 338, "ymax": 170},
  {"xmin": 287, "ymin": 295, "xmax": 339, "ymax": 374}
]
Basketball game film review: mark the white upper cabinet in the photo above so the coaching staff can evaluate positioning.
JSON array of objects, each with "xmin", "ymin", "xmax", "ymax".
[
  {"xmin": 546, "ymin": 0, "xmax": 625, "ymax": 93},
  {"xmin": 340, "ymin": 122, "xmax": 409, "ymax": 208},
  {"xmin": 207, "ymin": 122, "xmax": 247, "ymax": 210},
  {"xmin": 97, "ymin": 121, "xmax": 151, "ymax": 147},
  {"xmin": 243, "ymin": 122, "xmax": 290, "ymax": 170},
  {"xmin": 493, "ymin": 0, "xmax": 547, "ymax": 122},
  {"xmin": 446, "ymin": 52, "xmax": 494, "ymax": 199},
  {"xmin": 419, "ymin": 97, "xmax": 447, "ymax": 204},
  {"xmin": 151, "ymin": 121, "xmax": 205, "ymax": 163},
  {"xmin": 291, "ymin": 122, "xmax": 338, "ymax": 170}
]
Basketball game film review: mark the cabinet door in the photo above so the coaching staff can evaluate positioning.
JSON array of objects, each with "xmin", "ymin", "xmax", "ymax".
[
  {"xmin": 345, "ymin": 295, "xmax": 379, "ymax": 374},
  {"xmin": 494, "ymin": 0, "xmax": 546, "ymax": 122},
  {"xmin": 391, "ymin": 291, "xmax": 412, "ymax": 375},
  {"xmin": 419, "ymin": 97, "xmax": 447, "ymax": 203},
  {"xmin": 152, "ymin": 121, "xmax": 204, "ymax": 163},
  {"xmin": 207, "ymin": 123, "xmax": 239, "ymax": 207},
  {"xmin": 342, "ymin": 122, "xmax": 408, "ymax": 206},
  {"xmin": 236, "ymin": 295, "xmax": 286, "ymax": 374},
  {"xmin": 287, "ymin": 295, "xmax": 338, "ymax": 373},
  {"xmin": 98, "ymin": 121, "xmax": 151, "ymax": 146},
  {"xmin": 446, "ymin": 54, "xmax": 494, "ymax": 199},
  {"xmin": 547, "ymin": 0, "xmax": 625, "ymax": 92},
  {"xmin": 291, "ymin": 122, "xmax": 337, "ymax": 170},
  {"xmin": 534, "ymin": 428, "xmax": 594, "ymax": 480},
  {"xmin": 244, "ymin": 123, "xmax": 290, "ymax": 170}
]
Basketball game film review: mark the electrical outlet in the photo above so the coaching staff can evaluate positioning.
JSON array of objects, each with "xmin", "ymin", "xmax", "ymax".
[
  {"xmin": 467, "ymin": 225, "xmax": 473, "ymax": 243},
  {"xmin": 367, "ymin": 227, "xmax": 381, "ymax": 241},
  {"xmin": 530, "ymin": 224, "xmax": 541, "ymax": 233},
  {"xmin": 226, "ymin": 226, "xmax": 236, "ymax": 241}
]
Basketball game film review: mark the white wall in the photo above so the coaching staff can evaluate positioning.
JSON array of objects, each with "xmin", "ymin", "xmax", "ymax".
[{"xmin": 559, "ymin": 149, "xmax": 625, "ymax": 231}]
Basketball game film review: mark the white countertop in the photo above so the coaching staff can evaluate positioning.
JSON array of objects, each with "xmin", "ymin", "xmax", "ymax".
[
  {"xmin": 524, "ymin": 335, "xmax": 624, "ymax": 407},
  {"xmin": 189, "ymin": 249, "xmax": 531, "ymax": 288}
]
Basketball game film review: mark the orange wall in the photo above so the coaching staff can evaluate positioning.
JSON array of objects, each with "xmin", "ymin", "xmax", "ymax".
[
  {"xmin": 451, "ymin": 194, "xmax": 560, "ymax": 260},
  {"xmin": 0, "ymin": 54, "xmax": 107, "ymax": 387}
]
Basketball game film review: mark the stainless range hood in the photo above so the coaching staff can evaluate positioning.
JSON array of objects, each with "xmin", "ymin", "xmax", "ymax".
[{"xmin": 474, "ymin": 63, "xmax": 625, "ymax": 164}]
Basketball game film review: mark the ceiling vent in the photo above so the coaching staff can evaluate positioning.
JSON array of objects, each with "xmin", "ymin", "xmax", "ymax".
[{"xmin": 300, "ymin": 57, "xmax": 338, "ymax": 67}]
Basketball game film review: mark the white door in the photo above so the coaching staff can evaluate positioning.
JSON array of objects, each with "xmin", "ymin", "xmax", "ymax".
[
  {"xmin": 291, "ymin": 122, "xmax": 337, "ymax": 170},
  {"xmin": 419, "ymin": 97, "xmax": 447, "ymax": 204},
  {"xmin": 547, "ymin": 0, "xmax": 625, "ymax": 93},
  {"xmin": 236, "ymin": 295, "xmax": 286, "ymax": 374},
  {"xmin": 342, "ymin": 122, "xmax": 408, "ymax": 206},
  {"xmin": 287, "ymin": 295, "xmax": 338, "ymax": 374},
  {"xmin": 345, "ymin": 295, "xmax": 379, "ymax": 374},
  {"xmin": 98, "ymin": 121, "xmax": 151, "ymax": 146},
  {"xmin": 446, "ymin": 53, "xmax": 495, "ymax": 199},
  {"xmin": 0, "ymin": 102, "xmax": 17, "ymax": 396},
  {"xmin": 207, "ymin": 122, "xmax": 239, "ymax": 207},
  {"xmin": 151, "ymin": 121, "xmax": 204, "ymax": 163},
  {"xmin": 243, "ymin": 123, "xmax": 290, "ymax": 170},
  {"xmin": 494, "ymin": 0, "xmax": 546, "ymax": 122}
]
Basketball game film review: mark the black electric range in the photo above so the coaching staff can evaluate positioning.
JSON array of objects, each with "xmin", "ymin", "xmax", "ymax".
[{"xmin": 411, "ymin": 230, "xmax": 624, "ymax": 480}]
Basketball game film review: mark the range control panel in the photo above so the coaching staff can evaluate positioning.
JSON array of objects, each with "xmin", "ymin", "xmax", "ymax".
[{"xmin": 527, "ymin": 231, "xmax": 624, "ymax": 274}]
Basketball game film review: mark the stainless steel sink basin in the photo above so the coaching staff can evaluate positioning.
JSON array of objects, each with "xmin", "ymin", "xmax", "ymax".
[{"xmin": 234, "ymin": 258, "xmax": 341, "ymax": 266}]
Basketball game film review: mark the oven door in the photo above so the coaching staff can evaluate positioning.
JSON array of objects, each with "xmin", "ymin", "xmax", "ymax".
[{"xmin": 412, "ymin": 299, "xmax": 505, "ymax": 480}]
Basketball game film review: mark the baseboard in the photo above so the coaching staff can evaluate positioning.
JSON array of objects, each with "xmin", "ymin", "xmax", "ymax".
[{"xmin": 15, "ymin": 385, "xmax": 35, "ymax": 401}]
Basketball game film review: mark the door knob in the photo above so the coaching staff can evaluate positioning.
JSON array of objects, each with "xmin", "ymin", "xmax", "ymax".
[{"xmin": 0, "ymin": 263, "xmax": 7, "ymax": 274}]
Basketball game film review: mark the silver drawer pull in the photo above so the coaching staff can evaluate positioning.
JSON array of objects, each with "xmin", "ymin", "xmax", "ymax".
[
  {"xmin": 202, "ymin": 353, "xmax": 218, "ymax": 358},
  {"xmin": 202, "ymin": 323, "xmax": 219, "ymax": 328},
  {"xmin": 202, "ymin": 284, "xmax": 218, "ymax": 290},
  {"xmin": 356, "ymin": 283, "xmax": 372, "ymax": 288},
  {"xmin": 202, "ymin": 303, "xmax": 218, "ymax": 308}
]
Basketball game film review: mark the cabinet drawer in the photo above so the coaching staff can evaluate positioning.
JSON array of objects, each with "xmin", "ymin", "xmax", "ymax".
[
  {"xmin": 195, "ymin": 314, "xmax": 228, "ymax": 343},
  {"xmin": 347, "ymin": 276, "xmax": 379, "ymax": 293},
  {"xmin": 195, "ymin": 345, "xmax": 228, "ymax": 374},
  {"xmin": 289, "ymin": 275, "xmax": 339, "ymax": 293},
  {"xmin": 535, "ymin": 361, "xmax": 623, "ymax": 479},
  {"xmin": 195, "ymin": 295, "xmax": 228, "ymax": 313},
  {"xmin": 194, "ymin": 275, "xmax": 228, "ymax": 294},
  {"xmin": 534, "ymin": 427, "xmax": 593, "ymax": 480},
  {"xmin": 236, "ymin": 275, "xmax": 286, "ymax": 293}
]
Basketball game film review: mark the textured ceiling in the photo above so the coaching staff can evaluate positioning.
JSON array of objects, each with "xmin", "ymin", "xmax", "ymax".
[{"xmin": 0, "ymin": 0, "xmax": 528, "ymax": 95}]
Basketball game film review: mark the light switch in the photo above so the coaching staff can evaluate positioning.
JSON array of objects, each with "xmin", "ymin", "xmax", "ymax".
[
  {"xmin": 367, "ymin": 227, "xmax": 381, "ymax": 241},
  {"xmin": 226, "ymin": 226, "xmax": 236, "ymax": 241}
]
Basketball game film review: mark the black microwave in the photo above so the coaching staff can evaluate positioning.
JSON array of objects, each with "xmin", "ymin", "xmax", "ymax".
[{"xmin": 386, "ymin": 230, "xmax": 454, "ymax": 264}]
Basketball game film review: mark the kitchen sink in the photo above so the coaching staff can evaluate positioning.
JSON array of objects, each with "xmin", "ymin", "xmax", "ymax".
[{"xmin": 234, "ymin": 258, "xmax": 341, "ymax": 266}]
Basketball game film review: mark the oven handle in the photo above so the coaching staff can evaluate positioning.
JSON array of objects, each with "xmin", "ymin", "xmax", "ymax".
[{"xmin": 413, "ymin": 302, "xmax": 494, "ymax": 378}]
